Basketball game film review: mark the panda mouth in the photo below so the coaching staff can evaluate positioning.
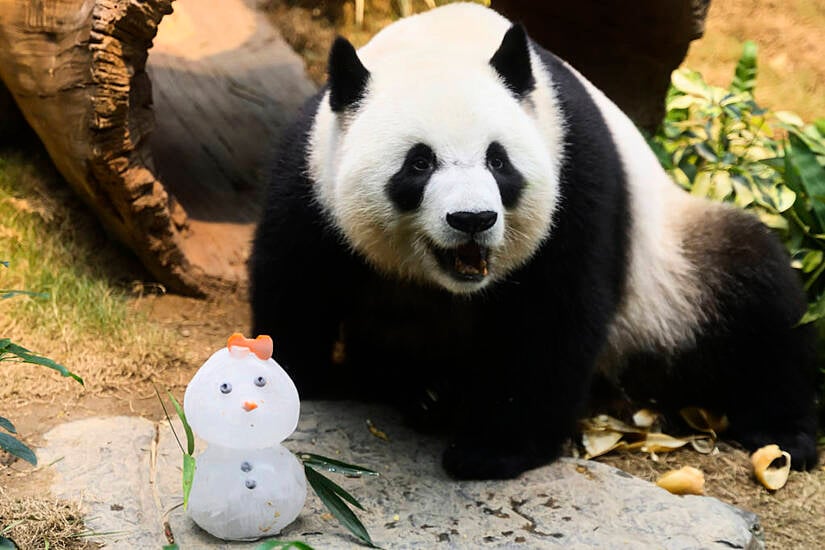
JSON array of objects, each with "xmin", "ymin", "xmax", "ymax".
[{"xmin": 431, "ymin": 241, "xmax": 490, "ymax": 281}]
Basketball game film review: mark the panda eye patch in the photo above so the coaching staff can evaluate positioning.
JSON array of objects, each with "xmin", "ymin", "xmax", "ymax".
[
  {"xmin": 486, "ymin": 141, "xmax": 525, "ymax": 208},
  {"xmin": 387, "ymin": 143, "xmax": 437, "ymax": 212}
]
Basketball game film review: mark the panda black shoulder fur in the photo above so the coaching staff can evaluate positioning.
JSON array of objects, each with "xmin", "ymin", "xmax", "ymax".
[{"xmin": 251, "ymin": 3, "xmax": 818, "ymax": 479}]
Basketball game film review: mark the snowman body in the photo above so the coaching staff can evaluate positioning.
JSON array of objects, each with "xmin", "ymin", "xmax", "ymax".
[{"xmin": 184, "ymin": 335, "xmax": 307, "ymax": 540}]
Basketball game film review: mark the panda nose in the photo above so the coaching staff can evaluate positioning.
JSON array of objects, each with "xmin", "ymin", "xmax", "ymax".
[{"xmin": 446, "ymin": 210, "xmax": 498, "ymax": 234}]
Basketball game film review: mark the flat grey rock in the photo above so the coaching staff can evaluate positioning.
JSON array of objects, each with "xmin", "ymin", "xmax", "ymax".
[{"xmin": 38, "ymin": 402, "xmax": 763, "ymax": 549}]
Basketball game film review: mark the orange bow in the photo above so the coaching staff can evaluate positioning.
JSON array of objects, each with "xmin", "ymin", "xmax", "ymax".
[{"xmin": 227, "ymin": 333, "xmax": 273, "ymax": 360}]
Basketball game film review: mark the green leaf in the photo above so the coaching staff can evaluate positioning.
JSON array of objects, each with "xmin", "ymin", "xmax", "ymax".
[
  {"xmin": 167, "ymin": 391, "xmax": 194, "ymax": 456},
  {"xmin": 298, "ymin": 454, "xmax": 379, "ymax": 477},
  {"xmin": 671, "ymin": 69, "xmax": 712, "ymax": 99},
  {"xmin": 694, "ymin": 142, "xmax": 719, "ymax": 163},
  {"xmin": 304, "ymin": 466, "xmax": 377, "ymax": 548},
  {"xmin": 255, "ymin": 541, "xmax": 316, "ymax": 550},
  {"xmin": 791, "ymin": 250, "xmax": 824, "ymax": 273},
  {"xmin": 0, "ymin": 290, "xmax": 48, "ymax": 300},
  {"xmin": 814, "ymin": 118, "xmax": 825, "ymax": 138},
  {"xmin": 788, "ymin": 133, "xmax": 825, "ymax": 232},
  {"xmin": 162, "ymin": 545, "xmax": 180, "ymax": 550},
  {"xmin": 799, "ymin": 293, "xmax": 825, "ymax": 324},
  {"xmin": 0, "ymin": 432, "xmax": 36, "ymax": 465},
  {"xmin": 775, "ymin": 110, "xmax": 805, "ymax": 128},
  {"xmin": 0, "ymin": 342, "xmax": 83, "ymax": 385},
  {"xmin": 730, "ymin": 40, "xmax": 757, "ymax": 95},
  {"xmin": 182, "ymin": 453, "xmax": 195, "ymax": 510},
  {"xmin": 0, "ymin": 416, "xmax": 16, "ymax": 434}
]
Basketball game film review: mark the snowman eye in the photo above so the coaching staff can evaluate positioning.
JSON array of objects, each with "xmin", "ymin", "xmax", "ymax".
[
  {"xmin": 254, "ymin": 376, "xmax": 266, "ymax": 387},
  {"xmin": 245, "ymin": 479, "xmax": 257, "ymax": 490},
  {"xmin": 220, "ymin": 382, "xmax": 232, "ymax": 394},
  {"xmin": 240, "ymin": 461, "xmax": 252, "ymax": 472}
]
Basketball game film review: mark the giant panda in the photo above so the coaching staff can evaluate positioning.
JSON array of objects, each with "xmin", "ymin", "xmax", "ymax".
[{"xmin": 250, "ymin": 3, "xmax": 819, "ymax": 479}]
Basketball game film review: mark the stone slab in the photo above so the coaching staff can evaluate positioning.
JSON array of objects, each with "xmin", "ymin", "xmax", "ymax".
[{"xmin": 38, "ymin": 402, "xmax": 763, "ymax": 549}]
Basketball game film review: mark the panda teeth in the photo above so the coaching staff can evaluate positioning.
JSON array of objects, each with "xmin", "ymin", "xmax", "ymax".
[{"xmin": 454, "ymin": 242, "xmax": 488, "ymax": 276}]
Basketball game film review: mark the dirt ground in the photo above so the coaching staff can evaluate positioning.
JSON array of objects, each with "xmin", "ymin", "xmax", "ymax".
[{"xmin": 2, "ymin": 0, "xmax": 825, "ymax": 548}]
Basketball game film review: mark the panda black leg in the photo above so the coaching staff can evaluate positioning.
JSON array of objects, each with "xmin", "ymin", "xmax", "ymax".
[
  {"xmin": 441, "ymin": 296, "xmax": 601, "ymax": 479},
  {"xmin": 621, "ymin": 219, "xmax": 820, "ymax": 470},
  {"xmin": 721, "ymin": 324, "xmax": 819, "ymax": 470}
]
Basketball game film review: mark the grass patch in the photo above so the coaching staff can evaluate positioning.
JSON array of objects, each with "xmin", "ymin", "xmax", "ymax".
[
  {"xmin": 0, "ymin": 151, "xmax": 137, "ymax": 337},
  {"xmin": 0, "ymin": 486, "xmax": 93, "ymax": 550},
  {"xmin": 0, "ymin": 149, "xmax": 176, "ymax": 399}
]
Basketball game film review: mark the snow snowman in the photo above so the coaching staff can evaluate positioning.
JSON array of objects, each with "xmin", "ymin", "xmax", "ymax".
[{"xmin": 183, "ymin": 333, "xmax": 307, "ymax": 540}]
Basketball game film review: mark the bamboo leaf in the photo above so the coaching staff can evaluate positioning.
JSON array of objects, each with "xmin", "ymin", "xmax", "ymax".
[
  {"xmin": 255, "ymin": 541, "xmax": 316, "ymax": 550},
  {"xmin": 298, "ymin": 453, "xmax": 379, "ymax": 477},
  {"xmin": 167, "ymin": 391, "xmax": 194, "ymax": 456},
  {"xmin": 0, "ymin": 432, "xmax": 36, "ymax": 466},
  {"xmin": 183, "ymin": 454, "xmax": 195, "ymax": 510},
  {"xmin": 0, "ymin": 290, "xmax": 48, "ymax": 300},
  {"xmin": 0, "ymin": 416, "xmax": 16, "ymax": 434},
  {"xmin": 304, "ymin": 466, "xmax": 377, "ymax": 548},
  {"xmin": 0, "ymin": 342, "xmax": 83, "ymax": 385}
]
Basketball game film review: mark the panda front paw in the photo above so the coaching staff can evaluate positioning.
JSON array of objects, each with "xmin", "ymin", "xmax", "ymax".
[{"xmin": 441, "ymin": 440, "xmax": 552, "ymax": 480}]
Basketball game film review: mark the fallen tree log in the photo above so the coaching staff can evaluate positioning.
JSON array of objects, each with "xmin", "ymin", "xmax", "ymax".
[{"xmin": 0, "ymin": 0, "xmax": 313, "ymax": 295}]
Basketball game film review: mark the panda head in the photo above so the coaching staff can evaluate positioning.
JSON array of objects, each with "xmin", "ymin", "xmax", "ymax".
[{"xmin": 309, "ymin": 6, "xmax": 563, "ymax": 294}]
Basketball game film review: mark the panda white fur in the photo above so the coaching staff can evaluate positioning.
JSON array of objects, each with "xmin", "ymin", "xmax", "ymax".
[{"xmin": 251, "ymin": 3, "xmax": 818, "ymax": 479}]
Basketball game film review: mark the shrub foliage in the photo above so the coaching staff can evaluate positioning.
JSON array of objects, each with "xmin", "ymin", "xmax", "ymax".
[{"xmin": 648, "ymin": 41, "xmax": 825, "ymax": 410}]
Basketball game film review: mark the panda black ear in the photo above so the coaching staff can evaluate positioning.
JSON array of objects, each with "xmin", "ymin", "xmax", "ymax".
[
  {"xmin": 328, "ymin": 36, "xmax": 371, "ymax": 113},
  {"xmin": 489, "ymin": 23, "xmax": 535, "ymax": 99}
]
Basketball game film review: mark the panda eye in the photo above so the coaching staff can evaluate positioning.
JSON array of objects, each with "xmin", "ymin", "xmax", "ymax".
[
  {"xmin": 219, "ymin": 382, "xmax": 232, "ymax": 394},
  {"xmin": 254, "ymin": 376, "xmax": 266, "ymax": 387},
  {"xmin": 488, "ymin": 157, "xmax": 505, "ymax": 171},
  {"xmin": 411, "ymin": 157, "xmax": 432, "ymax": 173}
]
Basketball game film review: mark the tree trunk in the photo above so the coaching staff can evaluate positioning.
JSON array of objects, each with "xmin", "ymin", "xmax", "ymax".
[
  {"xmin": 492, "ymin": 0, "xmax": 710, "ymax": 132},
  {"xmin": 0, "ymin": 0, "xmax": 314, "ymax": 295}
]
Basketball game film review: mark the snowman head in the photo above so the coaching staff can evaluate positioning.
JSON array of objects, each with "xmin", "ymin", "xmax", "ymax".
[{"xmin": 183, "ymin": 334, "xmax": 300, "ymax": 448}]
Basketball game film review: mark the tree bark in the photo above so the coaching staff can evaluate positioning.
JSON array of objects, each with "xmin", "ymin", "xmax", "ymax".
[
  {"xmin": 0, "ymin": 0, "xmax": 313, "ymax": 295},
  {"xmin": 492, "ymin": 0, "xmax": 710, "ymax": 132}
]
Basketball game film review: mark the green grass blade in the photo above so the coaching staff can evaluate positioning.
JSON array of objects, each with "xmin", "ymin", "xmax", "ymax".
[
  {"xmin": 255, "ymin": 541, "xmax": 315, "ymax": 550},
  {"xmin": 1, "ymin": 342, "xmax": 83, "ymax": 385},
  {"xmin": 304, "ymin": 465, "xmax": 377, "ymax": 548},
  {"xmin": 166, "ymin": 391, "xmax": 194, "ymax": 456},
  {"xmin": 0, "ymin": 432, "xmax": 36, "ymax": 465},
  {"xmin": 182, "ymin": 453, "xmax": 195, "ymax": 510},
  {"xmin": 298, "ymin": 453, "xmax": 379, "ymax": 477},
  {"xmin": 0, "ymin": 416, "xmax": 16, "ymax": 434}
]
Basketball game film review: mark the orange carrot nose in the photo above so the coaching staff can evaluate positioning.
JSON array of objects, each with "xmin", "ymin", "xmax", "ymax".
[{"xmin": 242, "ymin": 401, "xmax": 258, "ymax": 412}]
